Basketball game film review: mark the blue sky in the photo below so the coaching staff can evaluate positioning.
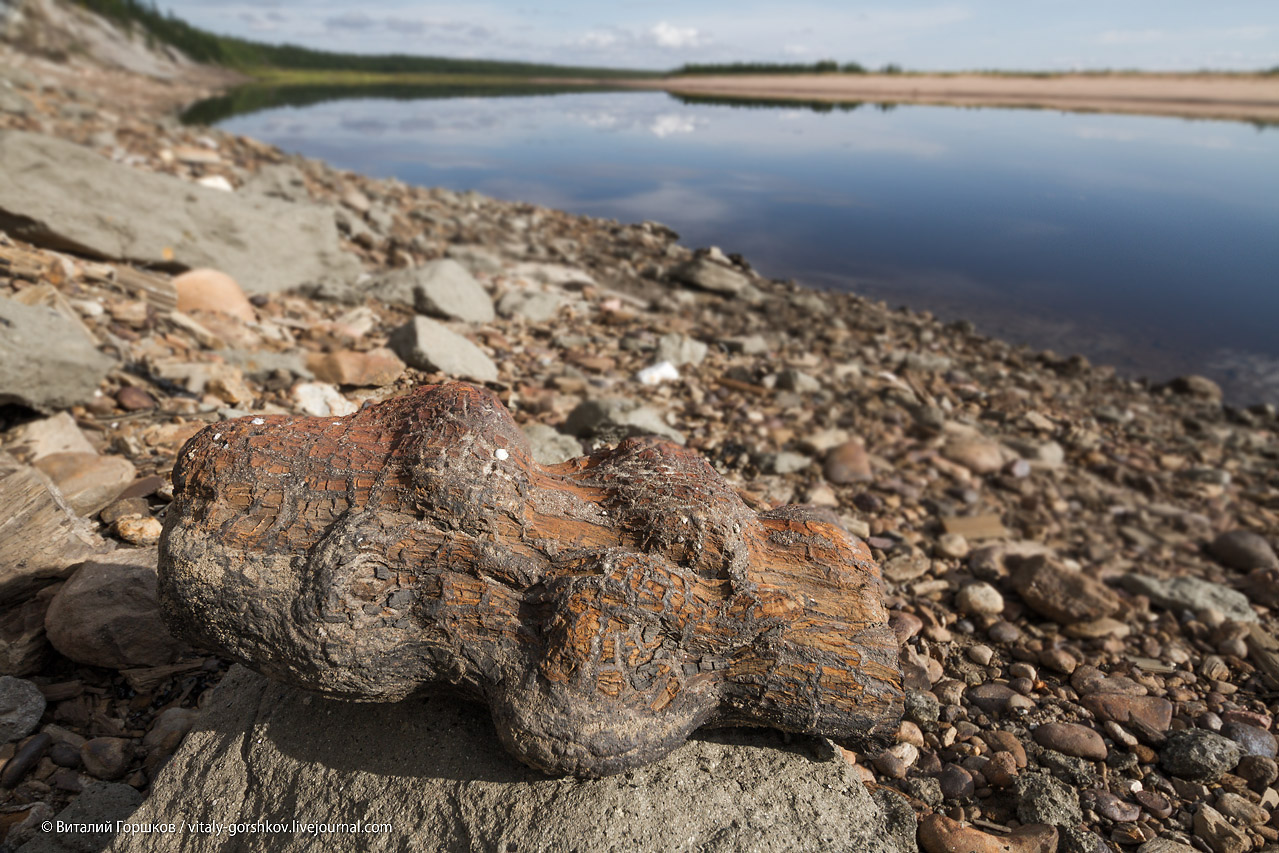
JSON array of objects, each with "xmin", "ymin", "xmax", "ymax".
[{"xmin": 158, "ymin": 1, "xmax": 1278, "ymax": 71}]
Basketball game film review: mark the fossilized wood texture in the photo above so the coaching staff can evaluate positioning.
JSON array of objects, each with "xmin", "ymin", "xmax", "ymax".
[{"xmin": 159, "ymin": 383, "xmax": 902, "ymax": 777}]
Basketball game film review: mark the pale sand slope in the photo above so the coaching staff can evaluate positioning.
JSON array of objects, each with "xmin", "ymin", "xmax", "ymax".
[{"xmin": 620, "ymin": 73, "xmax": 1279, "ymax": 123}]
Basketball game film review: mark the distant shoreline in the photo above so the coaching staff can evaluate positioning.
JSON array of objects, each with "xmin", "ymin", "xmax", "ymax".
[{"xmin": 606, "ymin": 72, "xmax": 1279, "ymax": 124}]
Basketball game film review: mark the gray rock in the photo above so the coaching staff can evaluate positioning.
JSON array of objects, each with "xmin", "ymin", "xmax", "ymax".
[
  {"xmin": 445, "ymin": 243, "xmax": 505, "ymax": 274},
  {"xmin": 671, "ymin": 257, "xmax": 751, "ymax": 297},
  {"xmin": 0, "ymin": 675, "xmax": 45, "ymax": 743},
  {"xmin": 723, "ymin": 334, "xmax": 770, "ymax": 355},
  {"xmin": 110, "ymin": 666, "xmax": 914, "ymax": 853},
  {"xmin": 1221, "ymin": 721, "xmax": 1278, "ymax": 758},
  {"xmin": 1208, "ymin": 530, "xmax": 1277, "ymax": 570},
  {"xmin": 496, "ymin": 289, "xmax": 562, "ymax": 323},
  {"xmin": 1120, "ymin": 573, "xmax": 1258, "ymax": 623},
  {"xmin": 521, "ymin": 424, "xmax": 581, "ymax": 466},
  {"xmin": 655, "ymin": 333, "xmax": 708, "ymax": 367},
  {"xmin": 903, "ymin": 690, "xmax": 941, "ymax": 724},
  {"xmin": 899, "ymin": 351, "xmax": 952, "ymax": 373},
  {"xmin": 0, "ymin": 131, "xmax": 360, "ymax": 293},
  {"xmin": 562, "ymin": 398, "xmax": 685, "ymax": 445},
  {"xmin": 240, "ymin": 162, "xmax": 310, "ymax": 202},
  {"xmin": 1038, "ymin": 750, "xmax": 1100, "ymax": 787},
  {"xmin": 901, "ymin": 776, "xmax": 944, "ymax": 809},
  {"xmin": 872, "ymin": 788, "xmax": 919, "ymax": 853},
  {"xmin": 0, "ymin": 296, "xmax": 114, "ymax": 413},
  {"xmin": 295, "ymin": 277, "xmax": 364, "ymax": 304},
  {"xmin": 222, "ymin": 349, "xmax": 313, "ymax": 383},
  {"xmin": 777, "ymin": 369, "xmax": 821, "ymax": 394},
  {"xmin": 761, "ymin": 451, "xmax": 811, "ymax": 475},
  {"xmin": 0, "ymin": 86, "xmax": 31, "ymax": 116},
  {"xmin": 366, "ymin": 204, "xmax": 396, "ymax": 236},
  {"xmin": 387, "ymin": 316, "xmax": 498, "ymax": 383},
  {"xmin": 1160, "ymin": 729, "xmax": 1244, "ymax": 782},
  {"xmin": 45, "ymin": 549, "xmax": 188, "ymax": 670},
  {"xmin": 371, "ymin": 260, "xmax": 494, "ymax": 324},
  {"xmin": 18, "ymin": 781, "xmax": 141, "ymax": 853},
  {"xmin": 1015, "ymin": 772, "xmax": 1083, "ymax": 828},
  {"xmin": 1059, "ymin": 826, "xmax": 1110, "ymax": 853}
]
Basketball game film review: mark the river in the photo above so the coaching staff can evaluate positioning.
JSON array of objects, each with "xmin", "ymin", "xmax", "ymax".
[{"xmin": 200, "ymin": 87, "xmax": 1279, "ymax": 406}]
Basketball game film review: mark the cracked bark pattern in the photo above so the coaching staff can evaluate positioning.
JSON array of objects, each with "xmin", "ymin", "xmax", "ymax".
[{"xmin": 159, "ymin": 382, "xmax": 903, "ymax": 777}]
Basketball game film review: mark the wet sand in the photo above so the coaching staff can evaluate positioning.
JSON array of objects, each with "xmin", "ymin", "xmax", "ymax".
[{"xmin": 624, "ymin": 73, "xmax": 1279, "ymax": 124}]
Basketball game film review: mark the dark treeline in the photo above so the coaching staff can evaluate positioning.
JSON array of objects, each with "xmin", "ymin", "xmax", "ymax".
[
  {"xmin": 670, "ymin": 93, "xmax": 901, "ymax": 114},
  {"xmin": 674, "ymin": 61, "xmax": 906, "ymax": 75},
  {"xmin": 71, "ymin": 0, "xmax": 653, "ymax": 77}
]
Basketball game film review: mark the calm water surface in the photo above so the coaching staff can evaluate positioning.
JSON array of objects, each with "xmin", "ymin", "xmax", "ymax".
[{"xmin": 214, "ymin": 91, "xmax": 1279, "ymax": 405}]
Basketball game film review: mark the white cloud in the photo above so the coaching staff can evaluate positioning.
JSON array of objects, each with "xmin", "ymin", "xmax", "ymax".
[
  {"xmin": 650, "ymin": 21, "xmax": 702, "ymax": 49},
  {"xmin": 649, "ymin": 114, "xmax": 697, "ymax": 138}
]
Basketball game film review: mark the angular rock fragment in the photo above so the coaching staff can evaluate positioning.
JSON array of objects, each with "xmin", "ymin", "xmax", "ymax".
[
  {"xmin": 670, "ymin": 257, "xmax": 755, "ymax": 298},
  {"xmin": 388, "ymin": 316, "xmax": 498, "ymax": 383},
  {"xmin": 158, "ymin": 383, "xmax": 903, "ymax": 777},
  {"xmin": 0, "ymin": 295, "xmax": 114, "ymax": 413},
  {"xmin": 1, "ymin": 412, "xmax": 97, "ymax": 464},
  {"xmin": 496, "ymin": 289, "xmax": 562, "ymax": 323},
  {"xmin": 370, "ymin": 259, "xmax": 495, "ymax": 324},
  {"xmin": 1009, "ymin": 555, "xmax": 1120, "ymax": 625},
  {"xmin": 45, "ymin": 549, "xmax": 188, "ymax": 669},
  {"xmin": 0, "ymin": 452, "xmax": 105, "ymax": 600},
  {"xmin": 0, "ymin": 675, "xmax": 45, "ymax": 743},
  {"xmin": 32, "ymin": 451, "xmax": 135, "ymax": 517}
]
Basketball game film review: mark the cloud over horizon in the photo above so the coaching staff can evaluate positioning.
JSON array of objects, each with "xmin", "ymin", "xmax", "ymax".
[{"xmin": 157, "ymin": 1, "xmax": 1279, "ymax": 71}]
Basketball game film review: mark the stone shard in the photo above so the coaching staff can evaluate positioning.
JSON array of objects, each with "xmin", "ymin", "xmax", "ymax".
[
  {"xmin": 158, "ymin": 383, "xmax": 902, "ymax": 778},
  {"xmin": 0, "ymin": 130, "xmax": 361, "ymax": 293}
]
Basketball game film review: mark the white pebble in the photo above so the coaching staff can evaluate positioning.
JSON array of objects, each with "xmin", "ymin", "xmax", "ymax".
[
  {"xmin": 636, "ymin": 360, "xmax": 680, "ymax": 386},
  {"xmin": 495, "ymin": 448, "xmax": 509, "ymax": 461},
  {"xmin": 251, "ymin": 418, "xmax": 265, "ymax": 425}
]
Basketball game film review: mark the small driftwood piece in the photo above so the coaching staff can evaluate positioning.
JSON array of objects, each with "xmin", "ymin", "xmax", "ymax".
[{"xmin": 159, "ymin": 383, "xmax": 902, "ymax": 776}]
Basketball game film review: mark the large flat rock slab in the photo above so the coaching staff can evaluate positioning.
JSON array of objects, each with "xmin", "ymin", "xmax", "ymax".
[
  {"xmin": 0, "ymin": 131, "xmax": 361, "ymax": 293},
  {"xmin": 108, "ymin": 666, "xmax": 915, "ymax": 853}
]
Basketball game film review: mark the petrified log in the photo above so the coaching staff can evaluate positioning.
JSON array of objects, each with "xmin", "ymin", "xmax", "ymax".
[{"xmin": 159, "ymin": 383, "xmax": 902, "ymax": 777}]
